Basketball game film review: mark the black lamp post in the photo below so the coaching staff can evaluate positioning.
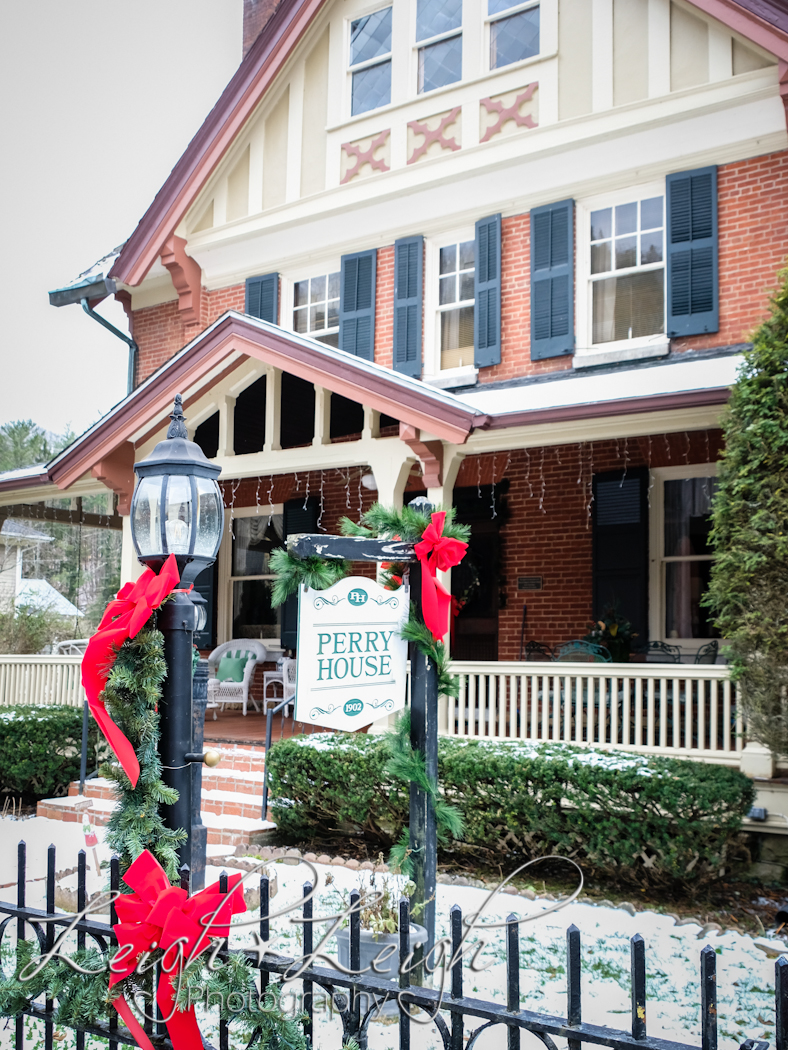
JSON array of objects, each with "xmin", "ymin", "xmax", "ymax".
[{"xmin": 130, "ymin": 394, "xmax": 223, "ymax": 872}]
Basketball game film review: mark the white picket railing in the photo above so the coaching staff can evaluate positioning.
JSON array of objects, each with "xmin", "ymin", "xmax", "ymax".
[
  {"xmin": 0, "ymin": 655, "xmax": 85, "ymax": 708},
  {"xmin": 446, "ymin": 661, "xmax": 742, "ymax": 764}
]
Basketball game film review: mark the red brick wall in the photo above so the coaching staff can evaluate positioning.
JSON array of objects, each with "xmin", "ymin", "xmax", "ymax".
[
  {"xmin": 671, "ymin": 149, "xmax": 788, "ymax": 352},
  {"xmin": 130, "ymin": 148, "xmax": 787, "ymax": 387},
  {"xmin": 375, "ymin": 246, "xmax": 394, "ymax": 370},
  {"xmin": 455, "ymin": 429, "xmax": 724, "ymax": 659}
]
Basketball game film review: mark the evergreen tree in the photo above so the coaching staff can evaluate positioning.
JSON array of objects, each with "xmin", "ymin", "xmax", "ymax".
[
  {"xmin": 705, "ymin": 263, "xmax": 788, "ymax": 755},
  {"xmin": 0, "ymin": 420, "xmax": 53, "ymax": 472}
]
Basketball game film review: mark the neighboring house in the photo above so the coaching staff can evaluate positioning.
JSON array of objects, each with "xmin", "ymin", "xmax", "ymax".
[
  {"xmin": 1, "ymin": 0, "xmax": 786, "ymax": 663},
  {"xmin": 0, "ymin": 519, "xmax": 81, "ymax": 619}
]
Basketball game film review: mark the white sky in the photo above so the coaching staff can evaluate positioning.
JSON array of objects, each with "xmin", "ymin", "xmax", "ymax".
[{"xmin": 0, "ymin": 1, "xmax": 243, "ymax": 439}]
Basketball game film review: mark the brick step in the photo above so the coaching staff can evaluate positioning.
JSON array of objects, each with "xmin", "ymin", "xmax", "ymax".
[
  {"xmin": 203, "ymin": 743, "xmax": 267, "ymax": 774},
  {"xmin": 37, "ymin": 794, "xmax": 274, "ymax": 848},
  {"xmin": 67, "ymin": 764, "xmax": 267, "ymax": 800},
  {"xmin": 63, "ymin": 778, "xmax": 265, "ymax": 820}
]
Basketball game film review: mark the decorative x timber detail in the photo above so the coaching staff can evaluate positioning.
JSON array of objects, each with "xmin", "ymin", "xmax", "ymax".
[
  {"xmin": 479, "ymin": 82, "xmax": 538, "ymax": 144},
  {"xmin": 407, "ymin": 107, "xmax": 462, "ymax": 164},
  {"xmin": 340, "ymin": 130, "xmax": 390, "ymax": 184}
]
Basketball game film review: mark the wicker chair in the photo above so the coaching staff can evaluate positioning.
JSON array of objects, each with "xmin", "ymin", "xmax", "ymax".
[{"xmin": 206, "ymin": 640, "xmax": 268, "ymax": 717}]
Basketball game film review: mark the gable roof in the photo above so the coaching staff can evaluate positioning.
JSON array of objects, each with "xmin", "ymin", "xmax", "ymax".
[{"xmin": 107, "ymin": 0, "xmax": 788, "ymax": 291}]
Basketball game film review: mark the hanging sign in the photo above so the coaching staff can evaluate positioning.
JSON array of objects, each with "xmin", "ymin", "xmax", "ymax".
[{"xmin": 295, "ymin": 576, "xmax": 409, "ymax": 731}]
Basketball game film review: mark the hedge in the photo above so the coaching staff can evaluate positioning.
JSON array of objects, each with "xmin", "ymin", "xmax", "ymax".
[
  {"xmin": 0, "ymin": 706, "xmax": 105, "ymax": 801},
  {"xmin": 267, "ymin": 734, "xmax": 756, "ymax": 885}
]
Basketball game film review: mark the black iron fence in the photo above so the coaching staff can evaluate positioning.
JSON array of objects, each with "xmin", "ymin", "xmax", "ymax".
[{"xmin": 0, "ymin": 839, "xmax": 782, "ymax": 1050}]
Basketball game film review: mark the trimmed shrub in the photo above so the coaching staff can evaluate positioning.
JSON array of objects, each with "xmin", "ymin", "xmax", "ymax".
[
  {"xmin": 0, "ymin": 706, "xmax": 104, "ymax": 801},
  {"xmin": 268, "ymin": 734, "xmax": 755, "ymax": 885}
]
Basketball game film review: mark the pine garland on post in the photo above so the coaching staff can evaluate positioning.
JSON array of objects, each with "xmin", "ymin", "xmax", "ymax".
[
  {"xmin": 101, "ymin": 621, "xmax": 186, "ymax": 883},
  {"xmin": 705, "ymin": 263, "xmax": 788, "ymax": 756}
]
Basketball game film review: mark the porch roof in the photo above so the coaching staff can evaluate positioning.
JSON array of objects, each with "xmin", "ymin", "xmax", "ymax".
[{"xmin": 0, "ymin": 321, "xmax": 741, "ymax": 501}]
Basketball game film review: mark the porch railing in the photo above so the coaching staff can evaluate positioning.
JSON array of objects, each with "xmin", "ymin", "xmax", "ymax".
[
  {"xmin": 446, "ymin": 661, "xmax": 743, "ymax": 764},
  {"xmin": 0, "ymin": 654, "xmax": 84, "ymax": 708}
]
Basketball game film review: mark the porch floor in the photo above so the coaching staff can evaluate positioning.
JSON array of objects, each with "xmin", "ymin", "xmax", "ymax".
[{"xmin": 202, "ymin": 706, "xmax": 331, "ymax": 745}]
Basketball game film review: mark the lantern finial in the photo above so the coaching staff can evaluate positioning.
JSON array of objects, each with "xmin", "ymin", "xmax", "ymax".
[{"xmin": 167, "ymin": 394, "xmax": 188, "ymax": 440}]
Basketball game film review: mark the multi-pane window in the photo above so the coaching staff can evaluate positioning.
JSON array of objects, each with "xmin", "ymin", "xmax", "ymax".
[
  {"xmin": 293, "ymin": 272, "xmax": 340, "ymax": 348},
  {"xmin": 439, "ymin": 240, "xmax": 475, "ymax": 370},
  {"xmin": 489, "ymin": 1, "xmax": 540, "ymax": 69},
  {"xmin": 590, "ymin": 195, "xmax": 664, "ymax": 344},
  {"xmin": 417, "ymin": 0, "xmax": 462, "ymax": 94},
  {"xmin": 662, "ymin": 477, "xmax": 719, "ymax": 640},
  {"xmin": 350, "ymin": 7, "xmax": 392, "ymax": 116},
  {"xmin": 230, "ymin": 514, "xmax": 284, "ymax": 640}
]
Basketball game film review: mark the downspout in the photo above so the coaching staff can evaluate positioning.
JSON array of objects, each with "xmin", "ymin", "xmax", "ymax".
[{"xmin": 80, "ymin": 298, "xmax": 138, "ymax": 395}]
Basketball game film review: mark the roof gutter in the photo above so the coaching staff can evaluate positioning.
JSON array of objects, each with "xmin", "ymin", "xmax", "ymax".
[{"xmin": 48, "ymin": 277, "xmax": 138, "ymax": 395}]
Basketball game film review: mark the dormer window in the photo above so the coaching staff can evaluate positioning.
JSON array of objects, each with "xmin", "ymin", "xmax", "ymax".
[
  {"xmin": 350, "ymin": 7, "xmax": 392, "ymax": 116},
  {"xmin": 416, "ymin": 0, "xmax": 462, "ymax": 94},
  {"xmin": 488, "ymin": 1, "xmax": 540, "ymax": 69}
]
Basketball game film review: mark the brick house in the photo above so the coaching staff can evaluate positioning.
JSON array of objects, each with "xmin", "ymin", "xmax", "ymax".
[{"xmin": 2, "ymin": 0, "xmax": 787, "ymax": 768}]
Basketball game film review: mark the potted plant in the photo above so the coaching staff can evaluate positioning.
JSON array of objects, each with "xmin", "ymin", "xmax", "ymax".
[
  {"xmin": 326, "ymin": 862, "xmax": 428, "ymax": 1011},
  {"xmin": 585, "ymin": 602, "xmax": 638, "ymax": 663}
]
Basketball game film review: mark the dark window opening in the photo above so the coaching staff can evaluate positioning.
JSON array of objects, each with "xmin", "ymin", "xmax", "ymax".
[
  {"xmin": 234, "ymin": 376, "xmax": 267, "ymax": 455},
  {"xmin": 280, "ymin": 373, "xmax": 315, "ymax": 448},
  {"xmin": 194, "ymin": 412, "xmax": 219, "ymax": 459},
  {"xmin": 330, "ymin": 393, "xmax": 365, "ymax": 440}
]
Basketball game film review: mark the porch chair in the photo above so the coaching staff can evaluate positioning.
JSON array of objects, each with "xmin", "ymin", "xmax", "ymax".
[
  {"xmin": 694, "ymin": 640, "xmax": 719, "ymax": 664},
  {"xmin": 206, "ymin": 640, "xmax": 268, "ymax": 717},
  {"xmin": 639, "ymin": 641, "xmax": 682, "ymax": 663},
  {"xmin": 554, "ymin": 640, "xmax": 612, "ymax": 663},
  {"xmin": 264, "ymin": 657, "xmax": 297, "ymax": 717}
]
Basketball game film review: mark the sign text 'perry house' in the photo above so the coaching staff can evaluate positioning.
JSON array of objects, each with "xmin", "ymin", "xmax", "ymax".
[{"xmin": 295, "ymin": 577, "xmax": 408, "ymax": 732}]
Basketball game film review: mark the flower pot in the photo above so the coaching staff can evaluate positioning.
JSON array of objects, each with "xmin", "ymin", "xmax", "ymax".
[{"xmin": 334, "ymin": 923, "xmax": 428, "ymax": 1016}]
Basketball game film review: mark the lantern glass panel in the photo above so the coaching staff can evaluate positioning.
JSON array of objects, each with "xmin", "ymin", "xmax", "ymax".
[
  {"xmin": 194, "ymin": 477, "xmax": 223, "ymax": 557},
  {"xmin": 133, "ymin": 476, "xmax": 163, "ymax": 556},
  {"xmin": 164, "ymin": 475, "xmax": 193, "ymax": 554}
]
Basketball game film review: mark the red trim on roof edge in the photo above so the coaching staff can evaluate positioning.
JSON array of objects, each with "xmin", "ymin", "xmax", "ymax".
[
  {"xmin": 485, "ymin": 387, "xmax": 731, "ymax": 430},
  {"xmin": 109, "ymin": 0, "xmax": 324, "ymax": 287}
]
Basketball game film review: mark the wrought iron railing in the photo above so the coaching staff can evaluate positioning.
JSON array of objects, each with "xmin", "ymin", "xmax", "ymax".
[{"xmin": 0, "ymin": 839, "xmax": 780, "ymax": 1050}]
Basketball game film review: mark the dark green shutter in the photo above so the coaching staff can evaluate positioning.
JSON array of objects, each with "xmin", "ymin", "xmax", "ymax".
[
  {"xmin": 245, "ymin": 273, "xmax": 279, "ymax": 323},
  {"xmin": 339, "ymin": 249, "xmax": 377, "ymax": 360},
  {"xmin": 474, "ymin": 214, "xmax": 501, "ymax": 367},
  {"xmin": 281, "ymin": 497, "xmax": 319, "ymax": 651},
  {"xmin": 530, "ymin": 199, "xmax": 574, "ymax": 360},
  {"xmin": 393, "ymin": 236, "xmax": 423, "ymax": 377},
  {"xmin": 666, "ymin": 166, "xmax": 718, "ymax": 337}
]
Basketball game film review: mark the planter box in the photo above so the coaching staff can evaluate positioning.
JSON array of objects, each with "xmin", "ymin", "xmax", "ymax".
[{"xmin": 335, "ymin": 923, "xmax": 428, "ymax": 1015}]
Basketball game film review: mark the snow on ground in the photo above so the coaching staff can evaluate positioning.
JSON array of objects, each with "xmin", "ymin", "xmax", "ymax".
[{"xmin": 0, "ymin": 817, "xmax": 784, "ymax": 1050}]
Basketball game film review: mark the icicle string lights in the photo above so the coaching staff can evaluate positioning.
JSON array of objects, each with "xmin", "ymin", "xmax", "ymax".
[
  {"xmin": 525, "ymin": 448, "xmax": 533, "ymax": 498},
  {"xmin": 647, "ymin": 435, "xmax": 654, "ymax": 506},
  {"xmin": 477, "ymin": 456, "xmax": 482, "ymax": 500},
  {"xmin": 255, "ymin": 476, "xmax": 262, "ymax": 515},
  {"xmin": 267, "ymin": 474, "xmax": 274, "ymax": 526},
  {"xmin": 586, "ymin": 442, "xmax": 594, "ymax": 529},
  {"xmin": 539, "ymin": 446, "xmax": 546, "ymax": 514},
  {"xmin": 490, "ymin": 453, "xmax": 497, "ymax": 519},
  {"xmin": 303, "ymin": 470, "xmax": 310, "ymax": 511},
  {"xmin": 357, "ymin": 469, "xmax": 363, "ymax": 520},
  {"xmin": 620, "ymin": 435, "xmax": 629, "ymax": 487},
  {"xmin": 318, "ymin": 469, "xmax": 325, "ymax": 531},
  {"xmin": 684, "ymin": 431, "xmax": 691, "ymax": 464}
]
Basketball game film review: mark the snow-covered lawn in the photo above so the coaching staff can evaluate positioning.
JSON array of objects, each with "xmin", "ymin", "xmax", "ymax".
[{"xmin": 0, "ymin": 816, "xmax": 783, "ymax": 1050}]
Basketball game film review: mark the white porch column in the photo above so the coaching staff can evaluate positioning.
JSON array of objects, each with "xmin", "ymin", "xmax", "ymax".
[
  {"xmin": 217, "ymin": 394, "xmax": 236, "ymax": 458},
  {"xmin": 313, "ymin": 386, "xmax": 331, "ymax": 446},
  {"xmin": 264, "ymin": 368, "xmax": 282, "ymax": 452}
]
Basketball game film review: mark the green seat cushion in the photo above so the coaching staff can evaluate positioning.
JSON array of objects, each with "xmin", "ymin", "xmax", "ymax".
[{"xmin": 217, "ymin": 654, "xmax": 249, "ymax": 682}]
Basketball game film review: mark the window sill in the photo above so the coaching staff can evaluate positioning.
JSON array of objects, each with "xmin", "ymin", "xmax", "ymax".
[
  {"xmin": 423, "ymin": 365, "xmax": 479, "ymax": 390},
  {"xmin": 573, "ymin": 338, "xmax": 669, "ymax": 370}
]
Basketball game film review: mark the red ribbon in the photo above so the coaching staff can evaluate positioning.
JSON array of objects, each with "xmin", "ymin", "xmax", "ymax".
[
  {"xmin": 414, "ymin": 512, "xmax": 468, "ymax": 642},
  {"xmin": 81, "ymin": 555, "xmax": 181, "ymax": 788},
  {"xmin": 109, "ymin": 849, "xmax": 245, "ymax": 1050}
]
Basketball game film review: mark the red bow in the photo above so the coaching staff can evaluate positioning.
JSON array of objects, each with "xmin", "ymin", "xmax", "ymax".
[
  {"xmin": 110, "ymin": 849, "xmax": 245, "ymax": 1050},
  {"xmin": 414, "ymin": 512, "xmax": 467, "ymax": 642},
  {"xmin": 81, "ymin": 555, "xmax": 181, "ymax": 788}
]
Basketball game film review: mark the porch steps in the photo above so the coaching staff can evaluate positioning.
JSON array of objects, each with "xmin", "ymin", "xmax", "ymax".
[{"xmin": 36, "ymin": 742, "xmax": 275, "ymax": 850}]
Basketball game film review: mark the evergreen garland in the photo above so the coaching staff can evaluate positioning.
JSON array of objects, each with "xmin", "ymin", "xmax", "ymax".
[
  {"xmin": 385, "ymin": 711, "xmax": 464, "ymax": 875},
  {"xmin": 270, "ymin": 549, "xmax": 349, "ymax": 607},
  {"xmin": 705, "ymin": 263, "xmax": 788, "ymax": 755},
  {"xmin": 100, "ymin": 621, "xmax": 185, "ymax": 883},
  {"xmin": 401, "ymin": 606, "xmax": 459, "ymax": 700}
]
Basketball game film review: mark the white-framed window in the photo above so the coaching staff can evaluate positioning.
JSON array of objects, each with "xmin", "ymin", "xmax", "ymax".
[
  {"xmin": 416, "ymin": 0, "xmax": 463, "ymax": 94},
  {"xmin": 487, "ymin": 0, "xmax": 540, "ymax": 70},
  {"xmin": 577, "ymin": 183, "xmax": 667, "ymax": 362},
  {"xmin": 225, "ymin": 506, "xmax": 285, "ymax": 643},
  {"xmin": 649, "ymin": 464, "xmax": 720, "ymax": 645},
  {"xmin": 292, "ymin": 271, "xmax": 341, "ymax": 348},
  {"xmin": 438, "ymin": 238, "xmax": 475, "ymax": 371},
  {"xmin": 349, "ymin": 6, "xmax": 392, "ymax": 116}
]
